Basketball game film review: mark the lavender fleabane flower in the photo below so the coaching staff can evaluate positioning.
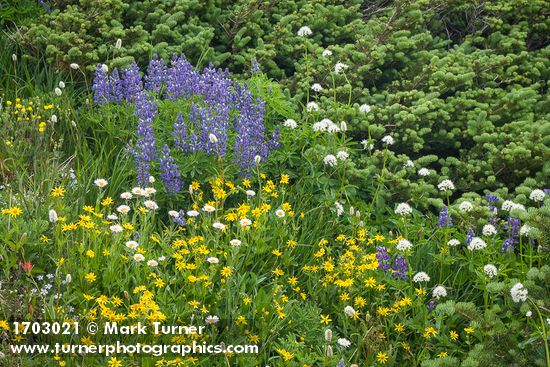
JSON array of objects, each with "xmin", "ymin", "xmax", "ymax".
[
  {"xmin": 91, "ymin": 64, "xmax": 111, "ymax": 104},
  {"xmin": 145, "ymin": 54, "xmax": 167, "ymax": 93},
  {"xmin": 122, "ymin": 62, "xmax": 143, "ymax": 102},
  {"xmin": 376, "ymin": 246, "xmax": 391, "ymax": 272},
  {"xmin": 159, "ymin": 144, "xmax": 182, "ymax": 195},
  {"xmin": 391, "ymin": 256, "xmax": 408, "ymax": 280},
  {"xmin": 438, "ymin": 205, "xmax": 453, "ymax": 227}
]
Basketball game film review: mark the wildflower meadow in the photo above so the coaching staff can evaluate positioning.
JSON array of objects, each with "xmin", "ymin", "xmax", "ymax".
[{"xmin": 0, "ymin": 1, "xmax": 549, "ymax": 367}]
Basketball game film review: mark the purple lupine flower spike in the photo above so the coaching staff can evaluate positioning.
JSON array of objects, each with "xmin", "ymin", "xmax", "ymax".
[{"xmin": 159, "ymin": 144, "xmax": 182, "ymax": 195}]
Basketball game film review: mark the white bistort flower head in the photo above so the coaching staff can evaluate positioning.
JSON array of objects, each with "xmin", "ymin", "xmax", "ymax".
[
  {"xmin": 510, "ymin": 282, "xmax": 528, "ymax": 303},
  {"xmin": 483, "ymin": 264, "xmax": 497, "ymax": 278},
  {"xmin": 297, "ymin": 26, "xmax": 313, "ymax": 37},
  {"xmin": 529, "ymin": 189, "xmax": 545, "ymax": 202},
  {"xmin": 209, "ymin": 133, "xmax": 218, "ymax": 144},
  {"xmin": 335, "ymin": 202, "xmax": 344, "ymax": 216},
  {"xmin": 323, "ymin": 154, "xmax": 338, "ymax": 167},
  {"xmin": 467, "ymin": 237, "xmax": 486, "ymax": 251},
  {"xmin": 432, "ymin": 285, "xmax": 447, "ymax": 299},
  {"xmin": 395, "ymin": 203, "xmax": 412, "ymax": 216},
  {"xmin": 344, "ymin": 306, "xmax": 356, "ymax": 318},
  {"xmin": 413, "ymin": 272, "xmax": 430, "ymax": 283},
  {"xmin": 438, "ymin": 179, "xmax": 455, "ymax": 192},
  {"xmin": 396, "ymin": 239, "xmax": 412, "ymax": 251},
  {"xmin": 459, "ymin": 201, "xmax": 473, "ymax": 212},
  {"xmin": 482, "ymin": 224, "xmax": 497, "ymax": 236},
  {"xmin": 49, "ymin": 209, "xmax": 58, "ymax": 223}
]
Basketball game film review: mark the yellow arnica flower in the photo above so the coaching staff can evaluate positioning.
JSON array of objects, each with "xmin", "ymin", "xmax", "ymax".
[
  {"xmin": 2, "ymin": 207, "xmax": 23, "ymax": 218},
  {"xmin": 376, "ymin": 352, "xmax": 389, "ymax": 364},
  {"xmin": 85, "ymin": 273, "xmax": 97, "ymax": 282}
]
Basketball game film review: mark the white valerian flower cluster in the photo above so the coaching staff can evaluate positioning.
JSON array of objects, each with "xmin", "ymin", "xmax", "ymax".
[
  {"xmin": 381, "ymin": 135, "xmax": 394, "ymax": 145},
  {"xmin": 438, "ymin": 179, "xmax": 455, "ymax": 191},
  {"xmin": 311, "ymin": 83, "xmax": 323, "ymax": 92},
  {"xmin": 395, "ymin": 202, "xmax": 412, "ymax": 216},
  {"xmin": 432, "ymin": 285, "xmax": 447, "ymax": 299},
  {"xmin": 336, "ymin": 150, "xmax": 349, "ymax": 161},
  {"xmin": 529, "ymin": 189, "xmax": 545, "ymax": 202},
  {"xmin": 283, "ymin": 119, "xmax": 297, "ymax": 129},
  {"xmin": 482, "ymin": 224, "xmax": 497, "ymax": 236},
  {"xmin": 447, "ymin": 238, "xmax": 461, "ymax": 247},
  {"xmin": 313, "ymin": 118, "xmax": 340, "ymax": 133},
  {"xmin": 306, "ymin": 101, "xmax": 319, "ymax": 112},
  {"xmin": 413, "ymin": 272, "xmax": 430, "ymax": 282},
  {"xmin": 510, "ymin": 282, "xmax": 528, "ymax": 303},
  {"xmin": 501, "ymin": 200, "xmax": 526, "ymax": 212},
  {"xmin": 297, "ymin": 26, "xmax": 313, "ymax": 37},
  {"xmin": 467, "ymin": 237, "xmax": 487, "ymax": 251},
  {"xmin": 418, "ymin": 168, "xmax": 430, "ymax": 176},
  {"xmin": 459, "ymin": 201, "xmax": 473, "ymax": 212},
  {"xmin": 519, "ymin": 224, "xmax": 531, "ymax": 236},
  {"xmin": 396, "ymin": 239, "xmax": 412, "ymax": 251},
  {"xmin": 323, "ymin": 154, "xmax": 337, "ymax": 167},
  {"xmin": 334, "ymin": 62, "xmax": 349, "ymax": 74},
  {"xmin": 483, "ymin": 264, "xmax": 498, "ymax": 278}
]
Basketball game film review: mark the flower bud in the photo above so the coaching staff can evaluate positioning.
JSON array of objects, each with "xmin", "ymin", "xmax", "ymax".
[
  {"xmin": 325, "ymin": 345, "xmax": 333, "ymax": 358},
  {"xmin": 12, "ymin": 54, "xmax": 17, "ymax": 62},
  {"xmin": 209, "ymin": 133, "xmax": 218, "ymax": 144},
  {"xmin": 51, "ymin": 115, "xmax": 58, "ymax": 123},
  {"xmin": 59, "ymin": 81, "xmax": 65, "ymax": 89},
  {"xmin": 70, "ymin": 63, "xmax": 80, "ymax": 70},
  {"xmin": 115, "ymin": 38, "xmax": 122, "ymax": 49},
  {"xmin": 101, "ymin": 64, "xmax": 109, "ymax": 73},
  {"xmin": 324, "ymin": 329, "xmax": 332, "ymax": 342},
  {"xmin": 54, "ymin": 87, "xmax": 62, "ymax": 96},
  {"xmin": 340, "ymin": 121, "xmax": 347, "ymax": 132},
  {"xmin": 65, "ymin": 274, "xmax": 72, "ymax": 284},
  {"xmin": 254, "ymin": 155, "xmax": 262, "ymax": 164}
]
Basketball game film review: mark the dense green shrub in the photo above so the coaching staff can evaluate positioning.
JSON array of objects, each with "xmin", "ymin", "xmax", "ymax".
[{"xmin": 10, "ymin": 0, "xmax": 550, "ymax": 200}]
